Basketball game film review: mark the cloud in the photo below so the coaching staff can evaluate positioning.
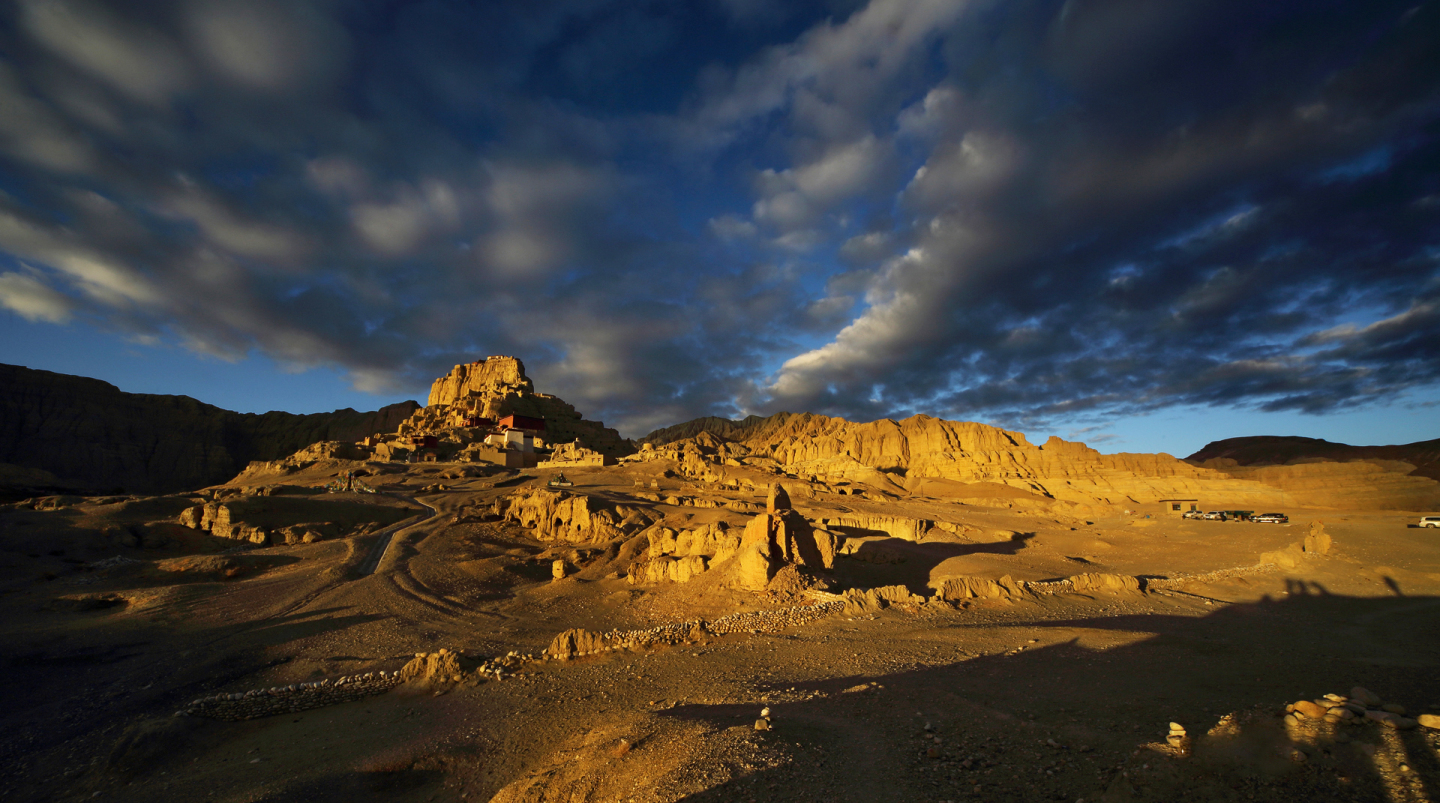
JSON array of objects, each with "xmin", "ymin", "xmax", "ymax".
[
  {"xmin": 0, "ymin": 270, "xmax": 74, "ymax": 322},
  {"xmin": 0, "ymin": 64, "xmax": 94, "ymax": 172},
  {"xmin": 20, "ymin": 0, "xmax": 192, "ymax": 104},
  {"xmin": 0, "ymin": 0, "xmax": 1435, "ymax": 442},
  {"xmin": 352, "ymin": 180, "xmax": 462, "ymax": 257},
  {"xmin": 163, "ymin": 186, "xmax": 313, "ymax": 263},
  {"xmin": 185, "ymin": 0, "xmax": 351, "ymax": 94}
]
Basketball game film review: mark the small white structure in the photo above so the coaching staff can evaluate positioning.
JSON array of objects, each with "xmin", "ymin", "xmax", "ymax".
[{"xmin": 485, "ymin": 428, "xmax": 534, "ymax": 453}]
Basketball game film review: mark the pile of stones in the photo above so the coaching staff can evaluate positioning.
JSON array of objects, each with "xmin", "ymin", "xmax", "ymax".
[
  {"xmin": 1286, "ymin": 686, "xmax": 1430, "ymax": 730},
  {"xmin": 707, "ymin": 600, "xmax": 844, "ymax": 634},
  {"xmin": 178, "ymin": 672, "xmax": 401, "ymax": 721}
]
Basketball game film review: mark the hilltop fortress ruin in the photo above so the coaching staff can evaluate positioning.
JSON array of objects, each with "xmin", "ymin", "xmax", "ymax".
[{"xmin": 294, "ymin": 357, "xmax": 633, "ymax": 470}]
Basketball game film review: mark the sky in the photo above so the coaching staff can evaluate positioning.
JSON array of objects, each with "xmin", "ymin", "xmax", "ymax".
[{"xmin": 0, "ymin": 0, "xmax": 1438, "ymax": 456}]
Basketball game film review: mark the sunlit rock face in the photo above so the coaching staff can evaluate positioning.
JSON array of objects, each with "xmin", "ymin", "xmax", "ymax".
[
  {"xmin": 644, "ymin": 411, "xmax": 1440, "ymax": 510},
  {"xmin": 401, "ymin": 356, "xmax": 633, "ymax": 458},
  {"xmin": 427, "ymin": 356, "xmax": 533, "ymax": 407}
]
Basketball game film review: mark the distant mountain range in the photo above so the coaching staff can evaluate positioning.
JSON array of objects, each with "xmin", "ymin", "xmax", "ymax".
[
  {"xmin": 1186, "ymin": 435, "xmax": 1440, "ymax": 482},
  {"xmin": 0, "ymin": 364, "xmax": 418, "ymax": 496}
]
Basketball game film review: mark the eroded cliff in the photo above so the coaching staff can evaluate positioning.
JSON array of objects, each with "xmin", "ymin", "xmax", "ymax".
[{"xmin": 0, "ymin": 364, "xmax": 418, "ymax": 494}]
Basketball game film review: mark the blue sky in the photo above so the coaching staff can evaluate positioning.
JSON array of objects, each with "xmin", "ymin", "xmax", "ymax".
[{"xmin": 0, "ymin": 0, "xmax": 1438, "ymax": 455}]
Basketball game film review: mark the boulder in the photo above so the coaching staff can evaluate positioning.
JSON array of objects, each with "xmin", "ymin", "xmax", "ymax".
[
  {"xmin": 767, "ymin": 482, "xmax": 791, "ymax": 512},
  {"xmin": 178, "ymin": 505, "xmax": 205, "ymax": 529}
]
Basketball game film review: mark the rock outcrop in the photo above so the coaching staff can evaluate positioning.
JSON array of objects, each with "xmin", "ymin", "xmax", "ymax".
[
  {"xmin": 397, "ymin": 649, "xmax": 464, "ymax": 684},
  {"xmin": 931, "ymin": 575, "xmax": 1031, "ymax": 602},
  {"xmin": 400, "ymin": 357, "xmax": 632, "ymax": 458},
  {"xmin": 842, "ymin": 584, "xmax": 925, "ymax": 614},
  {"xmin": 1067, "ymin": 573, "xmax": 1143, "ymax": 594},
  {"xmin": 728, "ymin": 484, "xmax": 837, "ymax": 591},
  {"xmin": 644, "ymin": 411, "xmax": 1440, "ymax": 510},
  {"xmin": 0, "ymin": 363, "xmax": 417, "ymax": 493},
  {"xmin": 627, "ymin": 522, "xmax": 740, "ymax": 585},
  {"xmin": 500, "ymin": 488, "xmax": 654, "ymax": 544}
]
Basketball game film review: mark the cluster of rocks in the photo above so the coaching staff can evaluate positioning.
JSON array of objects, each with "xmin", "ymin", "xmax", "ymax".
[
  {"xmin": 545, "ymin": 599, "xmax": 846, "ymax": 660},
  {"xmin": 706, "ymin": 599, "xmax": 845, "ymax": 634},
  {"xmin": 178, "ymin": 672, "xmax": 401, "ymax": 721},
  {"xmin": 176, "ymin": 647, "xmax": 541, "ymax": 722},
  {"xmin": 1286, "ymin": 686, "xmax": 1435, "ymax": 731}
]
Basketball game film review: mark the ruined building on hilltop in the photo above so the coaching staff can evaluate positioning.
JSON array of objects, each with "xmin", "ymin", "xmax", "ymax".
[{"xmin": 351, "ymin": 357, "xmax": 632, "ymax": 468}]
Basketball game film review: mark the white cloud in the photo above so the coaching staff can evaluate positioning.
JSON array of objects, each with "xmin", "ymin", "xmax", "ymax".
[
  {"xmin": 0, "ymin": 271, "xmax": 74, "ymax": 323},
  {"xmin": 21, "ymin": 0, "xmax": 191, "ymax": 104},
  {"xmin": 478, "ymin": 162, "xmax": 615, "ymax": 277},
  {"xmin": 707, "ymin": 213, "xmax": 757, "ymax": 242},
  {"xmin": 681, "ymin": 0, "xmax": 973, "ymax": 150},
  {"xmin": 164, "ymin": 188, "xmax": 312, "ymax": 262},
  {"xmin": 902, "ymin": 131, "xmax": 1020, "ymax": 212},
  {"xmin": 307, "ymin": 157, "xmax": 370, "ymax": 198},
  {"xmin": 896, "ymin": 85, "xmax": 966, "ymax": 140},
  {"xmin": 185, "ymin": 0, "xmax": 351, "ymax": 93},
  {"xmin": 0, "ymin": 209, "xmax": 161, "ymax": 307},
  {"xmin": 0, "ymin": 64, "xmax": 94, "ymax": 173},
  {"xmin": 792, "ymin": 135, "xmax": 891, "ymax": 204},
  {"xmin": 352, "ymin": 179, "xmax": 463, "ymax": 257}
]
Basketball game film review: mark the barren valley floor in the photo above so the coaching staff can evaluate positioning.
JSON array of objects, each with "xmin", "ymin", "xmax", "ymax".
[{"xmin": 2, "ymin": 461, "xmax": 1438, "ymax": 803}]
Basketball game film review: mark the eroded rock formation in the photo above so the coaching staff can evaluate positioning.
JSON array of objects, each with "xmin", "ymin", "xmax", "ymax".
[
  {"xmin": 727, "ymin": 485, "xmax": 837, "ymax": 591},
  {"xmin": 644, "ymin": 411, "xmax": 1440, "ymax": 510},
  {"xmin": 500, "ymin": 487, "xmax": 654, "ymax": 544},
  {"xmin": 401, "ymin": 357, "xmax": 632, "ymax": 458}
]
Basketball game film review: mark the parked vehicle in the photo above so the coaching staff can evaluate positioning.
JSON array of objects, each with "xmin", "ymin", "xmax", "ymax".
[
  {"xmin": 1202, "ymin": 511, "xmax": 1225, "ymax": 521},
  {"xmin": 1420, "ymin": 516, "xmax": 1440, "ymax": 528},
  {"xmin": 1253, "ymin": 512, "xmax": 1289, "ymax": 524},
  {"xmin": 1181, "ymin": 510, "xmax": 1204, "ymax": 519}
]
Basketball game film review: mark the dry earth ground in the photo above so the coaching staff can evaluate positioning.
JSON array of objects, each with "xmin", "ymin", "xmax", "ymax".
[{"xmin": 0, "ymin": 460, "xmax": 1437, "ymax": 803}]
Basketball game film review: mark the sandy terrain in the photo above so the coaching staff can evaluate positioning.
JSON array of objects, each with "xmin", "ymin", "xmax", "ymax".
[{"xmin": 1, "ymin": 456, "xmax": 1437, "ymax": 803}]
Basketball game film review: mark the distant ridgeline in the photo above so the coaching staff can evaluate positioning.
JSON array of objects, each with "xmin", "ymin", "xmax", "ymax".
[
  {"xmin": 642, "ymin": 411, "xmax": 1440, "ymax": 511},
  {"xmin": 1187, "ymin": 435, "xmax": 1440, "ymax": 483},
  {"xmin": 0, "ymin": 364, "xmax": 418, "ymax": 495}
]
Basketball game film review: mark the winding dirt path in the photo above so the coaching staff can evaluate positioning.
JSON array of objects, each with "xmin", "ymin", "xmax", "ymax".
[{"xmin": 357, "ymin": 496, "xmax": 437, "ymax": 576}]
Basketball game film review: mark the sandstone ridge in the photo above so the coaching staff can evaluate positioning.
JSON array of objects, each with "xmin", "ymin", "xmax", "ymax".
[{"xmin": 644, "ymin": 411, "xmax": 1440, "ymax": 510}]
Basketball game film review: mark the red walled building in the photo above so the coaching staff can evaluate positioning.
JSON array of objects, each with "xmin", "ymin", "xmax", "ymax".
[{"xmin": 497, "ymin": 414, "xmax": 545, "ymax": 432}]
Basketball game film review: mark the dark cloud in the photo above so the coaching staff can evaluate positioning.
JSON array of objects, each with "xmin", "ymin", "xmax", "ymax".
[{"xmin": 0, "ymin": 0, "xmax": 1437, "ymax": 437}]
